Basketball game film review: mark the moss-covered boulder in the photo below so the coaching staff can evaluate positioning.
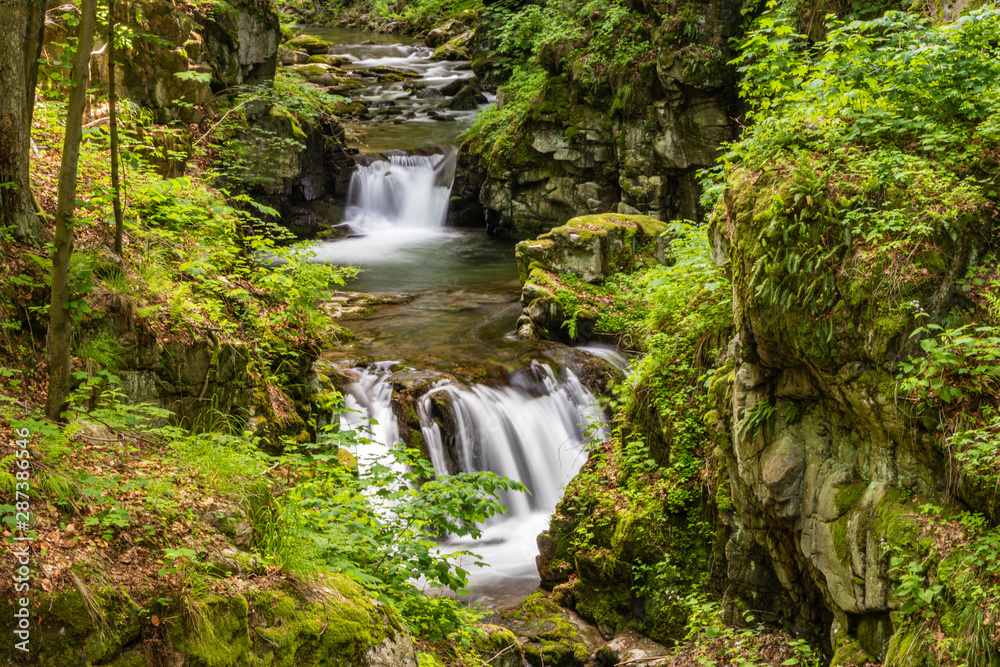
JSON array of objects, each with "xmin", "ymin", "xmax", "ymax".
[
  {"xmin": 284, "ymin": 34, "xmax": 334, "ymax": 55},
  {"xmin": 516, "ymin": 213, "xmax": 670, "ymax": 285},
  {"xmin": 473, "ymin": 625, "xmax": 523, "ymax": 667},
  {"xmin": 0, "ymin": 574, "xmax": 416, "ymax": 666},
  {"xmin": 514, "ymin": 214, "xmax": 669, "ymax": 343},
  {"xmin": 431, "ymin": 32, "xmax": 473, "ymax": 61},
  {"xmin": 501, "ymin": 592, "xmax": 603, "ymax": 667}
]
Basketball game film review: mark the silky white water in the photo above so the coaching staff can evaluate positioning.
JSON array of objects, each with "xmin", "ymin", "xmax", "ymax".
[
  {"xmin": 339, "ymin": 360, "xmax": 608, "ymax": 594},
  {"xmin": 339, "ymin": 361, "xmax": 406, "ymax": 478},
  {"xmin": 311, "ymin": 150, "xmax": 459, "ymax": 264}
]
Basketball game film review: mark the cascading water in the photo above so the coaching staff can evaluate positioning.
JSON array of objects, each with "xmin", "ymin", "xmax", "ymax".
[
  {"xmin": 339, "ymin": 362, "xmax": 406, "ymax": 476},
  {"xmin": 337, "ymin": 359, "xmax": 609, "ymax": 595},
  {"xmin": 419, "ymin": 361, "xmax": 609, "ymax": 594},
  {"xmin": 342, "ymin": 151, "xmax": 458, "ymax": 233},
  {"xmin": 419, "ymin": 361, "xmax": 606, "ymax": 515},
  {"xmin": 311, "ymin": 150, "xmax": 459, "ymax": 264},
  {"xmin": 308, "ymin": 27, "xmax": 617, "ymax": 600}
]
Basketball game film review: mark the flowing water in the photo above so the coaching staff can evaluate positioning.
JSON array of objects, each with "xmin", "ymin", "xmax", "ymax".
[
  {"xmin": 306, "ymin": 27, "xmax": 628, "ymax": 603},
  {"xmin": 299, "ymin": 26, "xmax": 485, "ymax": 152}
]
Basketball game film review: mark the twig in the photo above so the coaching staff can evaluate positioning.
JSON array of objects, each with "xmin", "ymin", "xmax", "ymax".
[
  {"xmin": 485, "ymin": 642, "xmax": 520, "ymax": 664},
  {"xmin": 250, "ymin": 624, "xmax": 278, "ymax": 647},
  {"xmin": 615, "ymin": 657, "xmax": 669, "ymax": 666},
  {"xmin": 193, "ymin": 94, "xmax": 267, "ymax": 147}
]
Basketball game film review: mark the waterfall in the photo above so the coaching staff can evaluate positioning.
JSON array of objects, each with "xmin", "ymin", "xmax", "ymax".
[
  {"xmin": 338, "ymin": 359, "xmax": 608, "ymax": 592},
  {"xmin": 339, "ymin": 362, "xmax": 405, "ymax": 477},
  {"xmin": 342, "ymin": 150, "xmax": 458, "ymax": 233},
  {"xmin": 418, "ymin": 361, "xmax": 607, "ymax": 516}
]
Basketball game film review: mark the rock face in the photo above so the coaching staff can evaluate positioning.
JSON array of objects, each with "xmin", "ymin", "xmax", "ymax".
[
  {"xmin": 85, "ymin": 0, "xmax": 278, "ymax": 124},
  {"xmin": 471, "ymin": 0, "xmax": 741, "ymax": 238},
  {"xmin": 514, "ymin": 213, "xmax": 670, "ymax": 342},
  {"xmin": 699, "ymin": 159, "xmax": 995, "ymax": 658},
  {"xmin": 84, "ymin": 0, "xmax": 354, "ymax": 236}
]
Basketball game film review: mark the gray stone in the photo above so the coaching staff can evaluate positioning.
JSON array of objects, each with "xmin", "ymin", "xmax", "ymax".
[{"xmin": 277, "ymin": 46, "xmax": 308, "ymax": 65}]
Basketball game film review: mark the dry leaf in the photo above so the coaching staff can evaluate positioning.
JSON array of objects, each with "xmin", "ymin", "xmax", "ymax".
[{"xmin": 151, "ymin": 615, "xmax": 160, "ymax": 626}]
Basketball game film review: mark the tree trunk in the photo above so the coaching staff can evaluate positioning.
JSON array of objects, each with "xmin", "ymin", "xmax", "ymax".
[
  {"xmin": 109, "ymin": 0, "xmax": 124, "ymax": 255},
  {"xmin": 0, "ymin": 0, "xmax": 47, "ymax": 243},
  {"xmin": 45, "ymin": 0, "xmax": 97, "ymax": 422}
]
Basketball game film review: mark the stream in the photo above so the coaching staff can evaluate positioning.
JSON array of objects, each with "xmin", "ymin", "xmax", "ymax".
[{"xmin": 301, "ymin": 27, "xmax": 624, "ymax": 606}]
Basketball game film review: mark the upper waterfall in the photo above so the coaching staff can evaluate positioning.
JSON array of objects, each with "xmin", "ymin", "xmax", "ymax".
[{"xmin": 343, "ymin": 150, "xmax": 458, "ymax": 233}]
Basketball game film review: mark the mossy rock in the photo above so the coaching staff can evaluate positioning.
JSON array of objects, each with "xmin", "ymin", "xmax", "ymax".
[
  {"xmin": 0, "ymin": 582, "xmax": 143, "ymax": 666},
  {"xmin": 284, "ymin": 34, "xmax": 334, "ymax": 55},
  {"xmin": 516, "ymin": 213, "xmax": 671, "ymax": 286},
  {"xmin": 431, "ymin": 35, "xmax": 471, "ymax": 61},
  {"xmin": 158, "ymin": 576, "xmax": 415, "ymax": 666},
  {"xmin": 293, "ymin": 63, "xmax": 330, "ymax": 79},
  {"xmin": 501, "ymin": 592, "xmax": 602, "ymax": 667},
  {"xmin": 473, "ymin": 625, "xmax": 522, "ymax": 667}
]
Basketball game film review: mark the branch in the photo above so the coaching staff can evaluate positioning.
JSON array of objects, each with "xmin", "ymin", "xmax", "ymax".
[{"xmin": 193, "ymin": 94, "xmax": 267, "ymax": 147}]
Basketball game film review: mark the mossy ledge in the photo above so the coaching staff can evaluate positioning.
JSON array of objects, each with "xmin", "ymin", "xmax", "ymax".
[{"xmin": 0, "ymin": 573, "xmax": 416, "ymax": 666}]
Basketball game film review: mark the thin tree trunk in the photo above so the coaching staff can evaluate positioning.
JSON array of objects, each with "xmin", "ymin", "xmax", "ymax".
[
  {"xmin": 0, "ymin": 0, "xmax": 47, "ymax": 243},
  {"xmin": 108, "ymin": 0, "xmax": 124, "ymax": 255},
  {"xmin": 45, "ymin": 0, "xmax": 97, "ymax": 422}
]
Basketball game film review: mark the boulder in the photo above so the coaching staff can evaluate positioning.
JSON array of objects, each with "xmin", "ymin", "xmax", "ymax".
[
  {"xmin": 424, "ymin": 28, "xmax": 450, "ymax": 48},
  {"xmin": 277, "ymin": 46, "xmax": 309, "ymax": 65},
  {"xmin": 446, "ymin": 84, "xmax": 487, "ymax": 110},
  {"xmin": 284, "ymin": 34, "xmax": 334, "ymax": 55},
  {"xmin": 594, "ymin": 630, "xmax": 669, "ymax": 667},
  {"xmin": 501, "ymin": 592, "xmax": 603, "ymax": 667},
  {"xmin": 516, "ymin": 213, "xmax": 670, "ymax": 286},
  {"xmin": 432, "ymin": 32, "xmax": 473, "ymax": 61}
]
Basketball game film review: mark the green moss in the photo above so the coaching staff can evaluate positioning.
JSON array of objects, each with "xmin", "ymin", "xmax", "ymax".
[
  {"xmin": 294, "ymin": 64, "xmax": 328, "ymax": 79},
  {"xmin": 285, "ymin": 34, "xmax": 334, "ymax": 55},
  {"xmin": 508, "ymin": 592, "xmax": 594, "ymax": 667},
  {"xmin": 835, "ymin": 482, "xmax": 868, "ymax": 515},
  {"xmin": 7, "ymin": 582, "xmax": 144, "ymax": 666}
]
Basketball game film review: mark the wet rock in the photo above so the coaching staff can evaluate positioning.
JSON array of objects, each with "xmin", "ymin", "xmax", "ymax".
[
  {"xmin": 427, "ymin": 110, "xmax": 456, "ymax": 122},
  {"xmin": 440, "ymin": 77, "xmax": 474, "ymax": 97},
  {"xmin": 416, "ymin": 87, "xmax": 445, "ymax": 99},
  {"xmin": 370, "ymin": 64, "xmax": 421, "ymax": 82},
  {"xmin": 447, "ymin": 84, "xmax": 488, "ymax": 110}
]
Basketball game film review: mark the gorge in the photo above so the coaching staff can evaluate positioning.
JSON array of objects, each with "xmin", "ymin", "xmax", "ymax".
[{"xmin": 1, "ymin": 0, "xmax": 1000, "ymax": 665}]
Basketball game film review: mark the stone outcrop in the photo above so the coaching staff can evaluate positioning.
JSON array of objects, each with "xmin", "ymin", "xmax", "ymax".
[
  {"xmin": 471, "ymin": 0, "xmax": 741, "ymax": 238},
  {"xmin": 514, "ymin": 213, "xmax": 670, "ymax": 343},
  {"xmin": 85, "ymin": 0, "xmax": 279, "ymax": 124},
  {"xmin": 701, "ymin": 163, "xmax": 993, "ymax": 659}
]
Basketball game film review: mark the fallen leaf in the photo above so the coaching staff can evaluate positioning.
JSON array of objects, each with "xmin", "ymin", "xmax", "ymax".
[{"xmin": 151, "ymin": 614, "xmax": 160, "ymax": 626}]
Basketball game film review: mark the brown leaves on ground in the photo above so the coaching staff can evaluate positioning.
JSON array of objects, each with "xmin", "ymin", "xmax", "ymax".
[{"xmin": 0, "ymin": 406, "xmax": 279, "ymax": 610}]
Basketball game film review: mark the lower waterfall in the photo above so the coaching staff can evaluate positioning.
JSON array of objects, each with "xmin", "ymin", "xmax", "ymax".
[{"xmin": 338, "ymin": 360, "xmax": 609, "ymax": 593}]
